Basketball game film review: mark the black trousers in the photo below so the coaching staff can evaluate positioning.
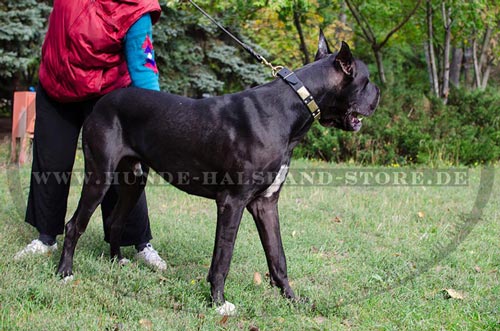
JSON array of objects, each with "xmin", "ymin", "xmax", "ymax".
[{"xmin": 25, "ymin": 85, "xmax": 152, "ymax": 246}]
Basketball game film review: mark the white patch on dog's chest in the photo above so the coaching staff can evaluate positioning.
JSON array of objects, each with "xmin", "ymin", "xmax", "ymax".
[{"xmin": 262, "ymin": 165, "xmax": 289, "ymax": 198}]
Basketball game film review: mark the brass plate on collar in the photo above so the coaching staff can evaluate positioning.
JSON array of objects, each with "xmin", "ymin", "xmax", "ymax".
[{"xmin": 297, "ymin": 86, "xmax": 311, "ymax": 100}]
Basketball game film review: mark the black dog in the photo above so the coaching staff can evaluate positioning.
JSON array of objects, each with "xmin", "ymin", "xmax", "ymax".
[{"xmin": 57, "ymin": 32, "xmax": 379, "ymax": 313}]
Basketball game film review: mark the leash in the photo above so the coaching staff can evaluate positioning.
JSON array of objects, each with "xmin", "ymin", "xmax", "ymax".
[
  {"xmin": 187, "ymin": 0, "xmax": 283, "ymax": 77},
  {"xmin": 187, "ymin": 0, "xmax": 321, "ymax": 120}
]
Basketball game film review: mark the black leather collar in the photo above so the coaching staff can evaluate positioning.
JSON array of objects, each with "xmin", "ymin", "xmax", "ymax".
[{"xmin": 276, "ymin": 67, "xmax": 320, "ymax": 120}]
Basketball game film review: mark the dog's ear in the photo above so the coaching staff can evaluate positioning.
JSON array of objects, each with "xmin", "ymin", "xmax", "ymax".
[
  {"xmin": 315, "ymin": 29, "xmax": 331, "ymax": 61},
  {"xmin": 335, "ymin": 41, "xmax": 354, "ymax": 77}
]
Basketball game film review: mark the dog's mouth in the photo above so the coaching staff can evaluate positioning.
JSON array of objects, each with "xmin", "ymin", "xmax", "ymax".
[
  {"xmin": 346, "ymin": 112, "xmax": 363, "ymax": 131},
  {"xmin": 319, "ymin": 112, "xmax": 364, "ymax": 131}
]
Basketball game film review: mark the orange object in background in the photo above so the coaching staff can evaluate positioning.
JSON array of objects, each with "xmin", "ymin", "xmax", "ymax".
[{"xmin": 11, "ymin": 91, "xmax": 36, "ymax": 164}]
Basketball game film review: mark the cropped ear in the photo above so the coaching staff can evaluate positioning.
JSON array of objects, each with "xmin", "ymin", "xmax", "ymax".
[
  {"xmin": 335, "ymin": 41, "xmax": 354, "ymax": 76},
  {"xmin": 314, "ymin": 29, "xmax": 331, "ymax": 61}
]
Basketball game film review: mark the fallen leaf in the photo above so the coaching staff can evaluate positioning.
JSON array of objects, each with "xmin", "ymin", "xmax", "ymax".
[
  {"xmin": 342, "ymin": 319, "xmax": 353, "ymax": 327},
  {"xmin": 139, "ymin": 319, "xmax": 153, "ymax": 330},
  {"xmin": 314, "ymin": 316, "xmax": 326, "ymax": 324},
  {"xmin": 417, "ymin": 211, "xmax": 425, "ymax": 218},
  {"xmin": 442, "ymin": 288, "xmax": 465, "ymax": 300},
  {"xmin": 219, "ymin": 315, "xmax": 229, "ymax": 325},
  {"xmin": 253, "ymin": 272, "xmax": 262, "ymax": 286},
  {"xmin": 333, "ymin": 216, "xmax": 342, "ymax": 223},
  {"xmin": 173, "ymin": 302, "xmax": 182, "ymax": 311}
]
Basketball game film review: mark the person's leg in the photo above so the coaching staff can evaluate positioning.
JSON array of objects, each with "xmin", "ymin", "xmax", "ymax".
[
  {"xmin": 100, "ymin": 176, "xmax": 165, "ymax": 270},
  {"xmin": 101, "ymin": 189, "xmax": 152, "ymax": 247},
  {"xmin": 16, "ymin": 85, "xmax": 85, "ymax": 259}
]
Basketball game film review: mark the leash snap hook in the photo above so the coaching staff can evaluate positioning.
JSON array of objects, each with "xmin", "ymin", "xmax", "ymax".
[
  {"xmin": 271, "ymin": 65, "xmax": 284, "ymax": 77},
  {"xmin": 260, "ymin": 56, "xmax": 283, "ymax": 77}
]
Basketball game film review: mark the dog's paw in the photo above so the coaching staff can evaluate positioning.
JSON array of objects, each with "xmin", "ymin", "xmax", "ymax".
[
  {"xmin": 215, "ymin": 301, "xmax": 236, "ymax": 316},
  {"xmin": 61, "ymin": 275, "xmax": 74, "ymax": 284}
]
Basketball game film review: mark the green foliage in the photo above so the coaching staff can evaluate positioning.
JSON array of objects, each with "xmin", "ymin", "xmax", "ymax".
[
  {"xmin": 154, "ymin": 5, "xmax": 269, "ymax": 96},
  {"xmin": 0, "ymin": 0, "xmax": 498, "ymax": 166},
  {"xmin": 295, "ymin": 86, "xmax": 500, "ymax": 166},
  {"xmin": 0, "ymin": 0, "xmax": 50, "ymax": 92}
]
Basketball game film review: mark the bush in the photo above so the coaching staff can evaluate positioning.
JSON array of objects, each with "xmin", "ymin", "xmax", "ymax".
[{"xmin": 294, "ymin": 86, "xmax": 500, "ymax": 166}]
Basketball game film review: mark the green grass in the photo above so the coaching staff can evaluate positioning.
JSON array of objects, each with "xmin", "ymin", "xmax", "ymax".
[{"xmin": 0, "ymin": 141, "xmax": 499, "ymax": 330}]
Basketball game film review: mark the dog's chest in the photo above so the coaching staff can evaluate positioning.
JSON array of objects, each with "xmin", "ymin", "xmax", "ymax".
[{"xmin": 262, "ymin": 165, "xmax": 289, "ymax": 198}]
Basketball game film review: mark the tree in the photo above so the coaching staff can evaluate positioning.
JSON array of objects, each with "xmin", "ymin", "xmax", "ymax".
[
  {"xmin": 270, "ymin": 0, "xmax": 315, "ymax": 64},
  {"xmin": 0, "ymin": 0, "xmax": 51, "ymax": 98},
  {"xmin": 154, "ymin": 2, "xmax": 270, "ymax": 96},
  {"xmin": 246, "ymin": 0, "xmax": 347, "ymax": 68},
  {"xmin": 423, "ymin": 0, "xmax": 499, "ymax": 100},
  {"xmin": 345, "ymin": 0, "xmax": 423, "ymax": 85}
]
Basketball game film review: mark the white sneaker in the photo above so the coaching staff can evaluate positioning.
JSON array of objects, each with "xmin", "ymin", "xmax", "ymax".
[
  {"xmin": 14, "ymin": 239, "xmax": 57, "ymax": 260},
  {"xmin": 135, "ymin": 244, "xmax": 166, "ymax": 271}
]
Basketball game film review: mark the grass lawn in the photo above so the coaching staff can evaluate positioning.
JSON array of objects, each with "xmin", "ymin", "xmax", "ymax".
[{"xmin": 0, "ymin": 140, "xmax": 498, "ymax": 330}]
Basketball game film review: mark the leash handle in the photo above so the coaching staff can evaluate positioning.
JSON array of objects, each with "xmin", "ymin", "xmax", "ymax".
[{"xmin": 188, "ymin": 0, "xmax": 282, "ymax": 77}]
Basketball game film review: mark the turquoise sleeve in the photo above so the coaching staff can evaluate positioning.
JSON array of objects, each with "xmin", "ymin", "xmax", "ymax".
[{"xmin": 124, "ymin": 14, "xmax": 160, "ymax": 91}]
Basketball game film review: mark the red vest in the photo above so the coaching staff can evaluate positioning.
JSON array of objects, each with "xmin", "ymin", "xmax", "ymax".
[{"xmin": 39, "ymin": 0, "xmax": 161, "ymax": 103}]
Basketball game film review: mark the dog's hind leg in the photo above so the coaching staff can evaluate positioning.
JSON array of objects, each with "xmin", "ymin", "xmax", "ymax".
[
  {"xmin": 106, "ymin": 159, "xmax": 149, "ymax": 261},
  {"xmin": 247, "ymin": 195, "xmax": 296, "ymax": 300},
  {"xmin": 57, "ymin": 170, "xmax": 113, "ymax": 278}
]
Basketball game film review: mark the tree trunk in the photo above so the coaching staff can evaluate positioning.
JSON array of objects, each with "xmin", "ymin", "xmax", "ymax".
[
  {"xmin": 481, "ymin": 64, "xmax": 491, "ymax": 90},
  {"xmin": 426, "ymin": 0, "xmax": 439, "ymax": 96},
  {"xmin": 463, "ymin": 45, "xmax": 474, "ymax": 90},
  {"xmin": 293, "ymin": 7, "xmax": 310, "ymax": 65},
  {"xmin": 373, "ymin": 48, "xmax": 386, "ymax": 85},
  {"xmin": 345, "ymin": 0, "xmax": 421, "ymax": 87},
  {"xmin": 449, "ymin": 47, "xmax": 463, "ymax": 87},
  {"xmin": 424, "ymin": 43, "xmax": 434, "ymax": 90},
  {"xmin": 472, "ymin": 38, "xmax": 482, "ymax": 89},
  {"xmin": 478, "ymin": 26, "xmax": 492, "ymax": 72},
  {"xmin": 339, "ymin": 1, "xmax": 347, "ymax": 24},
  {"xmin": 480, "ymin": 61, "xmax": 492, "ymax": 89},
  {"xmin": 441, "ymin": 3, "xmax": 452, "ymax": 102}
]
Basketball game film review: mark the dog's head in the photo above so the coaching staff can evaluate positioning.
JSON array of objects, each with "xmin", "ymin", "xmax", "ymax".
[{"xmin": 313, "ymin": 31, "xmax": 380, "ymax": 131}]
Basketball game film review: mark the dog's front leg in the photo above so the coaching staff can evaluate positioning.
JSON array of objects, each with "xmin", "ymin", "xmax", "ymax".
[
  {"xmin": 207, "ymin": 193, "xmax": 246, "ymax": 307},
  {"xmin": 247, "ymin": 195, "xmax": 296, "ymax": 300}
]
